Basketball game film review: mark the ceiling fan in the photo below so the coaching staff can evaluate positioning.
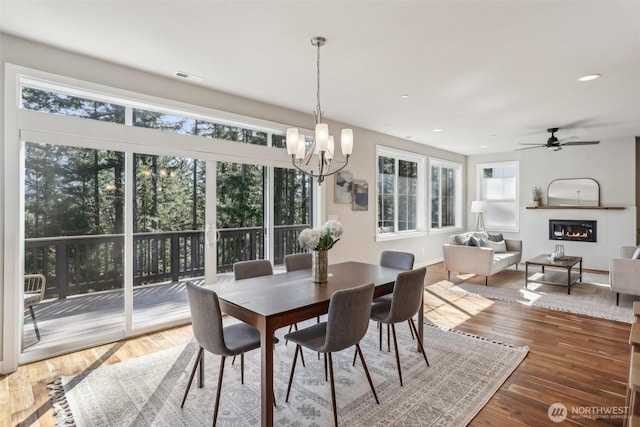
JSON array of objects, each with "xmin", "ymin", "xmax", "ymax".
[{"xmin": 516, "ymin": 128, "xmax": 600, "ymax": 151}]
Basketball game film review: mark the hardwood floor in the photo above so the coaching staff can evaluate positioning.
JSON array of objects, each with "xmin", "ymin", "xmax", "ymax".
[{"xmin": 2, "ymin": 263, "xmax": 630, "ymax": 426}]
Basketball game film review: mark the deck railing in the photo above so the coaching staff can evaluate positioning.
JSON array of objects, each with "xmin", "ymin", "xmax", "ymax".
[{"xmin": 24, "ymin": 224, "xmax": 308, "ymax": 299}]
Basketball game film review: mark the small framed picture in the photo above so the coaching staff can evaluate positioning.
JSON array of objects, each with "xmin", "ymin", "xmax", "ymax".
[
  {"xmin": 352, "ymin": 180, "xmax": 368, "ymax": 211},
  {"xmin": 335, "ymin": 171, "xmax": 353, "ymax": 204}
]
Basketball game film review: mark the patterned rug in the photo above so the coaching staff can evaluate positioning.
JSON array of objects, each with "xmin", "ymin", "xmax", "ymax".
[
  {"xmin": 48, "ymin": 321, "xmax": 528, "ymax": 426},
  {"xmin": 448, "ymin": 268, "xmax": 638, "ymax": 323}
]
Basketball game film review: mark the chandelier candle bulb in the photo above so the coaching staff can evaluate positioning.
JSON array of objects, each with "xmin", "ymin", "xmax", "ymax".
[
  {"xmin": 341, "ymin": 129, "xmax": 353, "ymax": 155},
  {"xmin": 326, "ymin": 136, "xmax": 334, "ymax": 160},
  {"xmin": 296, "ymin": 135, "xmax": 305, "ymax": 159},
  {"xmin": 315, "ymin": 123, "xmax": 329, "ymax": 151},
  {"xmin": 286, "ymin": 128, "xmax": 299, "ymax": 155}
]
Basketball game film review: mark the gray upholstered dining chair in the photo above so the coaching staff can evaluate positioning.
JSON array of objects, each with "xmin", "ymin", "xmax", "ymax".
[
  {"xmin": 233, "ymin": 259, "xmax": 305, "ymax": 365},
  {"xmin": 181, "ymin": 282, "xmax": 277, "ymax": 426},
  {"xmin": 368, "ymin": 267, "xmax": 429, "ymax": 386},
  {"xmin": 374, "ymin": 251, "xmax": 415, "ymax": 304},
  {"xmin": 284, "ymin": 282, "xmax": 379, "ymax": 427},
  {"xmin": 373, "ymin": 251, "xmax": 416, "ymax": 344},
  {"xmin": 233, "ymin": 259, "xmax": 273, "ymax": 280},
  {"xmin": 284, "ymin": 252, "xmax": 312, "ymax": 272}
]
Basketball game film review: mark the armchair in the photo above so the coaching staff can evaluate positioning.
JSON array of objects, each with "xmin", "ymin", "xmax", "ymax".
[{"xmin": 610, "ymin": 246, "xmax": 640, "ymax": 305}]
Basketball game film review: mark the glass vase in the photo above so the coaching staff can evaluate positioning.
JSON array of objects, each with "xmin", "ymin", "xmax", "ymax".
[{"xmin": 312, "ymin": 250, "xmax": 328, "ymax": 283}]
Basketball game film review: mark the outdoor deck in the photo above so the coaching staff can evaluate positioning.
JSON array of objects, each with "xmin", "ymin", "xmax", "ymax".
[{"xmin": 21, "ymin": 274, "xmax": 241, "ymax": 353}]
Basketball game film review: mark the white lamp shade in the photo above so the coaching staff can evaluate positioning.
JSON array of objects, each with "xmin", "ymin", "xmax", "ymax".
[
  {"xmin": 286, "ymin": 128, "xmax": 299, "ymax": 155},
  {"xmin": 295, "ymin": 135, "xmax": 306, "ymax": 159},
  {"xmin": 341, "ymin": 129, "xmax": 353, "ymax": 155},
  {"xmin": 315, "ymin": 123, "xmax": 329, "ymax": 151},
  {"xmin": 470, "ymin": 200, "xmax": 488, "ymax": 213},
  {"xmin": 326, "ymin": 136, "xmax": 334, "ymax": 160}
]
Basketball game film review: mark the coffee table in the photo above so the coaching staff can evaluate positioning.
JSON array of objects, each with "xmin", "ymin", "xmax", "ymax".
[{"xmin": 525, "ymin": 254, "xmax": 583, "ymax": 294}]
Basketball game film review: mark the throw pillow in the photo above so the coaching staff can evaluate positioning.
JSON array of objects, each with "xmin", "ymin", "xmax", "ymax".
[
  {"xmin": 454, "ymin": 235, "xmax": 468, "ymax": 245},
  {"xmin": 485, "ymin": 239, "xmax": 507, "ymax": 252},
  {"xmin": 487, "ymin": 233, "xmax": 504, "ymax": 242},
  {"xmin": 464, "ymin": 236, "xmax": 477, "ymax": 246},
  {"xmin": 633, "ymin": 248, "xmax": 640, "ymax": 259}
]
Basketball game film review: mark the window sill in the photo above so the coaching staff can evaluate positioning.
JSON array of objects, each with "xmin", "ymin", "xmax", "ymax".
[
  {"xmin": 375, "ymin": 230, "xmax": 427, "ymax": 242},
  {"xmin": 428, "ymin": 227, "xmax": 464, "ymax": 235}
]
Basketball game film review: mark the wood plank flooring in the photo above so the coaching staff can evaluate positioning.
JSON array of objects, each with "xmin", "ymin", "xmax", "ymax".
[{"xmin": 2, "ymin": 263, "xmax": 630, "ymax": 426}]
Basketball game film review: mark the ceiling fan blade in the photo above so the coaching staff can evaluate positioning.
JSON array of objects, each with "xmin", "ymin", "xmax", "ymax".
[
  {"xmin": 515, "ymin": 145, "xmax": 545, "ymax": 151},
  {"xmin": 555, "ymin": 136, "xmax": 579, "ymax": 144},
  {"xmin": 518, "ymin": 142, "xmax": 547, "ymax": 146},
  {"xmin": 560, "ymin": 140, "xmax": 600, "ymax": 146}
]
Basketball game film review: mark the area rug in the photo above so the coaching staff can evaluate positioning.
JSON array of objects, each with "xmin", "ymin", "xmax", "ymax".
[
  {"xmin": 448, "ymin": 269, "xmax": 637, "ymax": 323},
  {"xmin": 48, "ymin": 321, "xmax": 528, "ymax": 426}
]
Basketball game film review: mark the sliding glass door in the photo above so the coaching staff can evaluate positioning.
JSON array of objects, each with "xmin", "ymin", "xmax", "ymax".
[
  {"xmin": 132, "ymin": 154, "xmax": 206, "ymax": 329},
  {"xmin": 23, "ymin": 142, "xmax": 126, "ymax": 353}
]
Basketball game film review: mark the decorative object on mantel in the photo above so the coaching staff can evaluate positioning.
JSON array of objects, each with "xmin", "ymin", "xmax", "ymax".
[
  {"xmin": 527, "ymin": 206, "xmax": 625, "ymax": 210},
  {"xmin": 470, "ymin": 200, "xmax": 487, "ymax": 231},
  {"xmin": 532, "ymin": 186, "xmax": 543, "ymax": 207},
  {"xmin": 547, "ymin": 178, "xmax": 599, "ymax": 207},
  {"xmin": 299, "ymin": 220, "xmax": 343, "ymax": 282},
  {"xmin": 285, "ymin": 36, "xmax": 353, "ymax": 185}
]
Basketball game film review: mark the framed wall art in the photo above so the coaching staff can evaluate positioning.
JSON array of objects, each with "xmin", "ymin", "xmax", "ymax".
[
  {"xmin": 352, "ymin": 180, "xmax": 368, "ymax": 211},
  {"xmin": 335, "ymin": 171, "xmax": 353, "ymax": 204}
]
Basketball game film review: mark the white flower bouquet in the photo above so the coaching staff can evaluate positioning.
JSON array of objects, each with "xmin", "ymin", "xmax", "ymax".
[{"xmin": 299, "ymin": 220, "xmax": 343, "ymax": 251}]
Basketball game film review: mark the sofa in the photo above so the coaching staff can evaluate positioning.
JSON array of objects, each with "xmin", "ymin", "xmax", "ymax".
[
  {"xmin": 443, "ymin": 231, "xmax": 522, "ymax": 286},
  {"xmin": 609, "ymin": 246, "xmax": 640, "ymax": 305}
]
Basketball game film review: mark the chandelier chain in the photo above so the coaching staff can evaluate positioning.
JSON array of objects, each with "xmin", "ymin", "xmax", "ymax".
[{"xmin": 316, "ymin": 41, "xmax": 321, "ymax": 118}]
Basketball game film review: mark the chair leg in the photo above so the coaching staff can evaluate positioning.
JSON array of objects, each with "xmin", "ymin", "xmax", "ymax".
[
  {"xmin": 29, "ymin": 306, "xmax": 41, "ymax": 341},
  {"xmin": 300, "ymin": 346, "xmax": 306, "ymax": 368},
  {"xmin": 408, "ymin": 320, "xmax": 415, "ymax": 340},
  {"xmin": 213, "ymin": 356, "xmax": 226, "ymax": 427},
  {"xmin": 324, "ymin": 353, "xmax": 328, "ymax": 381},
  {"xmin": 485, "ymin": 276, "xmax": 488, "ymax": 286},
  {"xmin": 328, "ymin": 353, "xmax": 338, "ymax": 427},
  {"xmin": 387, "ymin": 324, "xmax": 391, "ymax": 352},
  {"xmin": 241, "ymin": 353, "xmax": 244, "ymax": 384},
  {"xmin": 617, "ymin": 292, "xmax": 621, "ymax": 306},
  {"xmin": 379, "ymin": 322, "xmax": 383, "ymax": 351},
  {"xmin": 409, "ymin": 318, "xmax": 429, "ymax": 366},
  {"xmin": 356, "ymin": 343, "xmax": 379, "ymax": 404},
  {"xmin": 286, "ymin": 323, "xmax": 299, "ymax": 346},
  {"xmin": 285, "ymin": 345, "xmax": 300, "ymax": 402},
  {"xmin": 352, "ymin": 348, "xmax": 358, "ymax": 366},
  {"xmin": 181, "ymin": 346, "xmax": 203, "ymax": 408},
  {"xmin": 391, "ymin": 324, "xmax": 403, "ymax": 386}
]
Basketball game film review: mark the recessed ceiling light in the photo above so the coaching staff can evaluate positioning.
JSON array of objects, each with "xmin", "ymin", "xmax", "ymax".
[
  {"xmin": 406, "ymin": 136, "xmax": 412, "ymax": 139},
  {"xmin": 400, "ymin": 94, "xmax": 409, "ymax": 98},
  {"xmin": 174, "ymin": 71, "xmax": 204, "ymax": 82},
  {"xmin": 578, "ymin": 74, "xmax": 601, "ymax": 82},
  {"xmin": 480, "ymin": 145, "xmax": 488, "ymax": 149},
  {"xmin": 432, "ymin": 128, "xmax": 443, "ymax": 132}
]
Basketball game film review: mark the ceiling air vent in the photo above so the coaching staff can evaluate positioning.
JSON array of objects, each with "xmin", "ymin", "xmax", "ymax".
[{"xmin": 174, "ymin": 71, "xmax": 204, "ymax": 83}]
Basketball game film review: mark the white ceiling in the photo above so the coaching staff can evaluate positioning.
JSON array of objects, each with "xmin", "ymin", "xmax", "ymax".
[{"xmin": 1, "ymin": 0, "xmax": 639, "ymax": 155}]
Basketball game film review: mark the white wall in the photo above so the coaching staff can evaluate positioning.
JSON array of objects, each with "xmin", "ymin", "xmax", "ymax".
[
  {"xmin": 0, "ymin": 33, "xmax": 466, "ymax": 369},
  {"xmin": 467, "ymin": 143, "xmax": 636, "ymax": 270}
]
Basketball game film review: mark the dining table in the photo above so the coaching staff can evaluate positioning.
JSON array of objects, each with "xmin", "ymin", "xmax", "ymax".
[{"xmin": 209, "ymin": 261, "xmax": 424, "ymax": 427}]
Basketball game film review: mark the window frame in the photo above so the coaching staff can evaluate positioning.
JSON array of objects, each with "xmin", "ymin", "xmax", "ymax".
[
  {"xmin": 476, "ymin": 160, "xmax": 520, "ymax": 232},
  {"xmin": 428, "ymin": 157, "xmax": 463, "ymax": 233},
  {"xmin": 375, "ymin": 145, "xmax": 426, "ymax": 241}
]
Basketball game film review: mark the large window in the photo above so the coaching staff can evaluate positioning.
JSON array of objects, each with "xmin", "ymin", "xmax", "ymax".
[
  {"xmin": 377, "ymin": 146, "xmax": 425, "ymax": 238},
  {"xmin": 477, "ymin": 161, "xmax": 519, "ymax": 231},
  {"xmin": 430, "ymin": 158, "xmax": 462, "ymax": 230}
]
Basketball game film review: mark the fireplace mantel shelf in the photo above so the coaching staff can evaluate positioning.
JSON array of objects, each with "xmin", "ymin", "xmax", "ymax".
[{"xmin": 526, "ymin": 206, "xmax": 625, "ymax": 210}]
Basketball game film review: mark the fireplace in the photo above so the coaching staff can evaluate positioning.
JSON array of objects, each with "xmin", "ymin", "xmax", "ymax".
[{"xmin": 549, "ymin": 219, "xmax": 597, "ymax": 242}]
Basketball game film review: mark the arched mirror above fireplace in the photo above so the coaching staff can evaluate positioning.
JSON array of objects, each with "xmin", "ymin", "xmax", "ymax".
[{"xmin": 547, "ymin": 178, "xmax": 600, "ymax": 207}]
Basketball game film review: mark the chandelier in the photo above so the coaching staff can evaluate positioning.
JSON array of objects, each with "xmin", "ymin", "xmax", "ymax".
[{"xmin": 286, "ymin": 36, "xmax": 353, "ymax": 185}]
